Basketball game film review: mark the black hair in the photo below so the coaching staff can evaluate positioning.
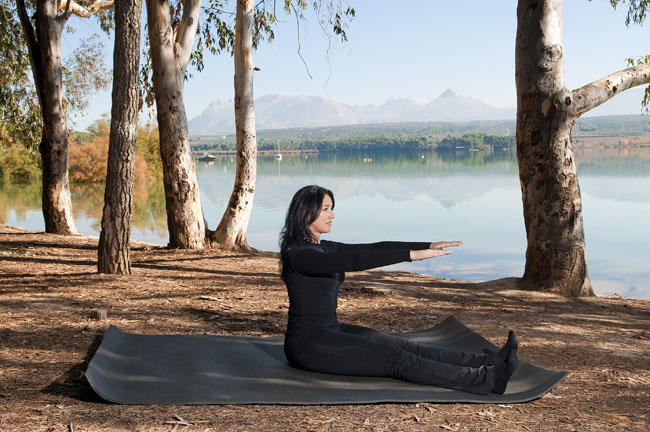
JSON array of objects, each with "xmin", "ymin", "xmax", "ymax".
[{"xmin": 279, "ymin": 185, "xmax": 335, "ymax": 275}]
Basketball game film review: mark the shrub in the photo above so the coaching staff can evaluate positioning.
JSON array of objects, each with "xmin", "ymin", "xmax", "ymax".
[{"xmin": 0, "ymin": 144, "xmax": 41, "ymax": 183}]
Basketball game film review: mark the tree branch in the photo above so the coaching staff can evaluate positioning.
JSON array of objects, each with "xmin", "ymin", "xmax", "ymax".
[
  {"xmin": 176, "ymin": 0, "xmax": 201, "ymax": 69},
  {"xmin": 290, "ymin": 2, "xmax": 312, "ymax": 79},
  {"xmin": 57, "ymin": 0, "xmax": 114, "ymax": 19},
  {"xmin": 57, "ymin": 0, "xmax": 74, "ymax": 23},
  {"xmin": 571, "ymin": 63, "xmax": 650, "ymax": 116},
  {"xmin": 16, "ymin": 0, "xmax": 45, "ymax": 110}
]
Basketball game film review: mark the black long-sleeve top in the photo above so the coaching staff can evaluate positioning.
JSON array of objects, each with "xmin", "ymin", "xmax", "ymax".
[{"xmin": 282, "ymin": 240, "xmax": 431, "ymax": 335}]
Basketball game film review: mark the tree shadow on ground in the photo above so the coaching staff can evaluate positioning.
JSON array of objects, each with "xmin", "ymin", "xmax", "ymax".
[
  {"xmin": 132, "ymin": 260, "xmax": 278, "ymax": 278},
  {"xmin": 0, "ymin": 239, "xmax": 97, "ymax": 251},
  {"xmin": 0, "ymin": 256, "xmax": 96, "ymax": 267}
]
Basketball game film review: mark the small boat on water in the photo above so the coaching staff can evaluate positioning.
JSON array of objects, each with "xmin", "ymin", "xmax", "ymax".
[
  {"xmin": 198, "ymin": 154, "xmax": 218, "ymax": 162},
  {"xmin": 275, "ymin": 139, "xmax": 282, "ymax": 160}
]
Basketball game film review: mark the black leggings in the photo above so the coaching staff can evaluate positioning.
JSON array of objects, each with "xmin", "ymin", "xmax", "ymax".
[{"xmin": 284, "ymin": 322, "xmax": 493, "ymax": 394}]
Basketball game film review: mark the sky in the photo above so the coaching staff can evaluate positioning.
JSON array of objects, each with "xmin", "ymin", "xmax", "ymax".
[{"xmin": 64, "ymin": 1, "xmax": 650, "ymax": 131}]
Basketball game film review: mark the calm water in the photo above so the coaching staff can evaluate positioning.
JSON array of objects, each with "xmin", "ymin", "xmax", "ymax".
[{"xmin": 2, "ymin": 148, "xmax": 649, "ymax": 300}]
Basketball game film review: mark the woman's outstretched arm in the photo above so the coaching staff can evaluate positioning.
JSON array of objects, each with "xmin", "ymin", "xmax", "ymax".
[
  {"xmin": 326, "ymin": 240, "xmax": 463, "ymax": 254},
  {"xmin": 290, "ymin": 240, "xmax": 462, "ymax": 275},
  {"xmin": 325, "ymin": 240, "xmax": 432, "ymax": 251},
  {"xmin": 290, "ymin": 247, "xmax": 412, "ymax": 276}
]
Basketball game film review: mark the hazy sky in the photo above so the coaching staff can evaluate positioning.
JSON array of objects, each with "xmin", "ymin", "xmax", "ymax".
[{"xmin": 66, "ymin": 1, "xmax": 650, "ymax": 130}]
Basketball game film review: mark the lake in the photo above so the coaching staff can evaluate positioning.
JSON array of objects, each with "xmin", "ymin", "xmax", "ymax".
[{"xmin": 2, "ymin": 147, "xmax": 649, "ymax": 300}]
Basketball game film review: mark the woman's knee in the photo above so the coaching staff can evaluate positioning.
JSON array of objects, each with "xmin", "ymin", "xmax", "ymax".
[{"xmin": 339, "ymin": 323, "xmax": 373, "ymax": 336}]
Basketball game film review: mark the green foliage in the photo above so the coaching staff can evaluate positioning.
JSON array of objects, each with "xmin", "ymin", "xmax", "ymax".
[
  {"xmin": 0, "ymin": 0, "xmax": 41, "ymax": 150},
  {"xmin": 437, "ymin": 133, "xmax": 516, "ymax": 150},
  {"xmin": 0, "ymin": 144, "xmax": 41, "ymax": 183},
  {"xmin": 136, "ymin": 122, "xmax": 164, "ymax": 177},
  {"xmin": 143, "ymin": 0, "xmax": 355, "ymax": 105},
  {"xmin": 626, "ymin": 55, "xmax": 650, "ymax": 113},
  {"xmin": 610, "ymin": 0, "xmax": 649, "ymax": 26},
  {"xmin": 609, "ymin": 0, "xmax": 650, "ymax": 112},
  {"xmin": 258, "ymin": 136, "xmax": 430, "ymax": 152},
  {"xmin": 192, "ymin": 129, "xmax": 517, "ymax": 153},
  {"xmin": 62, "ymin": 34, "xmax": 111, "ymax": 118},
  {"xmin": 574, "ymin": 114, "xmax": 650, "ymax": 135},
  {"xmin": 69, "ymin": 130, "xmax": 95, "ymax": 146},
  {"xmin": 0, "ymin": 0, "xmax": 42, "ymax": 184},
  {"xmin": 192, "ymin": 0, "xmax": 235, "ymax": 70},
  {"xmin": 6, "ymin": 0, "xmax": 112, "ymax": 146}
]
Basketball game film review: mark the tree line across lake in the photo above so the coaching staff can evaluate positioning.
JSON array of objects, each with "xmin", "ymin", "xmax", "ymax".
[
  {"xmin": 191, "ymin": 133, "xmax": 517, "ymax": 153},
  {"xmin": 0, "ymin": 129, "xmax": 514, "ymax": 184}
]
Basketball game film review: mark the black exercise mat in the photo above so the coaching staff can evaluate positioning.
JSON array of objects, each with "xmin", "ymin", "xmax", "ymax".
[{"xmin": 85, "ymin": 316, "xmax": 568, "ymax": 405}]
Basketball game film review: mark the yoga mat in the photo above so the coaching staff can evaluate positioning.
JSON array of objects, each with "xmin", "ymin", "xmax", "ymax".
[{"xmin": 85, "ymin": 316, "xmax": 568, "ymax": 405}]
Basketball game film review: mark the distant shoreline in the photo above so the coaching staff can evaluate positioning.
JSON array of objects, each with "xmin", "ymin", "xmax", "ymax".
[
  {"xmin": 193, "ymin": 136, "xmax": 650, "ymax": 157},
  {"xmin": 572, "ymin": 135, "xmax": 650, "ymax": 148}
]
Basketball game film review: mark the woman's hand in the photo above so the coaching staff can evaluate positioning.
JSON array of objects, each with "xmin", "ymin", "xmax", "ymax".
[
  {"xmin": 429, "ymin": 241, "xmax": 463, "ymax": 250},
  {"xmin": 409, "ymin": 241, "xmax": 463, "ymax": 261}
]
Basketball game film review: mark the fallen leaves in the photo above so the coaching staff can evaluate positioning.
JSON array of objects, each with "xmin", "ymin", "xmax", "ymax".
[
  {"xmin": 2, "ymin": 226, "xmax": 650, "ymax": 432},
  {"xmin": 163, "ymin": 415, "xmax": 210, "ymax": 429}
]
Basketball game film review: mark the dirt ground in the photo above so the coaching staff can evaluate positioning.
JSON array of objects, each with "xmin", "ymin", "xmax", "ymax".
[{"xmin": 1, "ymin": 225, "xmax": 649, "ymax": 432}]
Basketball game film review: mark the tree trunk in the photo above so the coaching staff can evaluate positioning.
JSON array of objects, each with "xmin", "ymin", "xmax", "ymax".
[
  {"xmin": 17, "ymin": 0, "xmax": 77, "ymax": 235},
  {"xmin": 515, "ymin": 0, "xmax": 650, "ymax": 296},
  {"xmin": 209, "ymin": 0, "xmax": 257, "ymax": 250},
  {"xmin": 145, "ymin": 0, "xmax": 205, "ymax": 249},
  {"xmin": 515, "ymin": 0, "xmax": 591, "ymax": 296},
  {"xmin": 97, "ymin": 0, "xmax": 142, "ymax": 274}
]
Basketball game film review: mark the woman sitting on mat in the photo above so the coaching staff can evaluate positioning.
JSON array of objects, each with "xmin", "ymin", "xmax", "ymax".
[{"xmin": 279, "ymin": 185, "xmax": 518, "ymax": 395}]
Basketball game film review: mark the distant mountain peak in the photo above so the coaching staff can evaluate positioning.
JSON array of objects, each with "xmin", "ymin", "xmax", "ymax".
[
  {"xmin": 189, "ymin": 92, "xmax": 515, "ymax": 134},
  {"xmin": 439, "ymin": 89, "xmax": 457, "ymax": 98}
]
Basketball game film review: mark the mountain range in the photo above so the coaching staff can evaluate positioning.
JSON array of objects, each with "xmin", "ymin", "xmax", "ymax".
[{"xmin": 188, "ymin": 89, "xmax": 516, "ymax": 134}]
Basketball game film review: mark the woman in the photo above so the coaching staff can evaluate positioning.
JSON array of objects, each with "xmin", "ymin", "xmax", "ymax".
[{"xmin": 279, "ymin": 185, "xmax": 518, "ymax": 395}]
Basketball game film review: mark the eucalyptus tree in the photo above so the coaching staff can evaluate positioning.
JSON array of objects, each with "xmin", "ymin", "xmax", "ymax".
[
  {"xmin": 15, "ymin": 0, "xmax": 112, "ymax": 234},
  {"xmin": 208, "ymin": 0, "xmax": 354, "ymax": 250},
  {"xmin": 144, "ymin": 0, "xmax": 353, "ymax": 250},
  {"xmin": 144, "ymin": 0, "xmax": 207, "ymax": 249},
  {"xmin": 97, "ymin": 0, "xmax": 142, "ymax": 274},
  {"xmin": 515, "ymin": 0, "xmax": 650, "ymax": 296},
  {"xmin": 208, "ymin": 1, "xmax": 352, "ymax": 250},
  {"xmin": 207, "ymin": 0, "xmax": 256, "ymax": 250}
]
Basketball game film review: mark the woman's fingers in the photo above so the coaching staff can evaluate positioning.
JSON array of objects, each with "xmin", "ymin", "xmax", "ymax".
[
  {"xmin": 410, "ymin": 249, "xmax": 452, "ymax": 261},
  {"xmin": 429, "ymin": 241, "xmax": 463, "ymax": 250}
]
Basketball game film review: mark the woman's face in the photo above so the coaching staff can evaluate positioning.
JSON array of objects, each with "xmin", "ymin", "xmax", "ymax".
[{"xmin": 309, "ymin": 194, "xmax": 335, "ymax": 238}]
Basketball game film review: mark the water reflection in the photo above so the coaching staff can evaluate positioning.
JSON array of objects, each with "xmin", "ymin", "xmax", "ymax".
[
  {"xmin": 0, "ymin": 182, "xmax": 41, "ymax": 224},
  {"xmin": 2, "ymin": 147, "xmax": 649, "ymax": 299},
  {"xmin": 0, "ymin": 179, "xmax": 168, "ymax": 244}
]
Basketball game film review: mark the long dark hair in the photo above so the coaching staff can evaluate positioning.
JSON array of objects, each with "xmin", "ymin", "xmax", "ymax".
[{"xmin": 279, "ymin": 185, "xmax": 334, "ymax": 272}]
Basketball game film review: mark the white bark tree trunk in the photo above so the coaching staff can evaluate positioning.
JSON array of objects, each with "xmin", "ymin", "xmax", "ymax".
[
  {"xmin": 17, "ymin": 0, "xmax": 77, "ymax": 235},
  {"xmin": 209, "ymin": 0, "xmax": 257, "ymax": 250},
  {"xmin": 515, "ymin": 0, "xmax": 650, "ymax": 296},
  {"xmin": 145, "ymin": 0, "xmax": 206, "ymax": 249},
  {"xmin": 17, "ymin": 0, "xmax": 115, "ymax": 235}
]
